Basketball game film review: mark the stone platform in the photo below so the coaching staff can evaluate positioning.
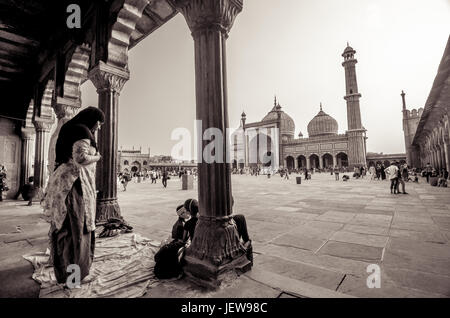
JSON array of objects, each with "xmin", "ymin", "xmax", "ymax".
[{"xmin": 1, "ymin": 174, "xmax": 450, "ymax": 297}]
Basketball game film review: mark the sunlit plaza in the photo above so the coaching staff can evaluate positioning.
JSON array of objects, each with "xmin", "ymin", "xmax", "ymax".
[{"xmin": 2, "ymin": 173, "xmax": 450, "ymax": 298}]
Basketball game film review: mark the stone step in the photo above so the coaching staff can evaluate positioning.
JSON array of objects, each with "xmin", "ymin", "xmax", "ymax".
[{"xmin": 244, "ymin": 267, "xmax": 356, "ymax": 298}]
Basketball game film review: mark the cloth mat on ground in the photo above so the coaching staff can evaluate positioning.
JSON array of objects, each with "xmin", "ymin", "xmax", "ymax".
[{"xmin": 23, "ymin": 233, "xmax": 162, "ymax": 298}]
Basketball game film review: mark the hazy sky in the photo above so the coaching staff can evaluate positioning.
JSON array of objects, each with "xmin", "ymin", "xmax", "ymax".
[{"xmin": 81, "ymin": 0, "xmax": 450, "ymax": 156}]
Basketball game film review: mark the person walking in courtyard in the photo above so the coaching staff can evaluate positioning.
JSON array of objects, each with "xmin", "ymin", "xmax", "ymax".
[
  {"xmin": 395, "ymin": 162, "xmax": 408, "ymax": 195},
  {"xmin": 334, "ymin": 166, "xmax": 340, "ymax": 181},
  {"xmin": 162, "ymin": 169, "xmax": 168, "ymax": 188},
  {"xmin": 385, "ymin": 161, "xmax": 399, "ymax": 194},
  {"xmin": 381, "ymin": 164, "xmax": 387, "ymax": 180},
  {"xmin": 425, "ymin": 163, "xmax": 432, "ymax": 183},
  {"xmin": 42, "ymin": 106, "xmax": 104, "ymax": 286}
]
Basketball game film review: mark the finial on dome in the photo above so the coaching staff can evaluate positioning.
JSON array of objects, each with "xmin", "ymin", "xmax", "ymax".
[
  {"xmin": 241, "ymin": 111, "xmax": 246, "ymax": 118},
  {"xmin": 320, "ymin": 102, "xmax": 323, "ymax": 111},
  {"xmin": 347, "ymin": 41, "xmax": 349, "ymax": 47},
  {"xmin": 274, "ymin": 95, "xmax": 277, "ymax": 107}
]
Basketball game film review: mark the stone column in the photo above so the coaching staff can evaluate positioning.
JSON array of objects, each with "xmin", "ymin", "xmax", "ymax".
[
  {"xmin": 33, "ymin": 119, "xmax": 53, "ymax": 195},
  {"xmin": 294, "ymin": 157, "xmax": 298, "ymax": 169},
  {"xmin": 173, "ymin": 0, "xmax": 247, "ymax": 288},
  {"xmin": 444, "ymin": 140, "xmax": 450, "ymax": 174},
  {"xmin": 20, "ymin": 127, "xmax": 35, "ymax": 186},
  {"xmin": 48, "ymin": 97, "xmax": 81, "ymax": 173},
  {"xmin": 89, "ymin": 61, "xmax": 129, "ymax": 222},
  {"xmin": 333, "ymin": 153, "xmax": 338, "ymax": 168},
  {"xmin": 319, "ymin": 154, "xmax": 324, "ymax": 169},
  {"xmin": 307, "ymin": 156, "xmax": 311, "ymax": 170}
]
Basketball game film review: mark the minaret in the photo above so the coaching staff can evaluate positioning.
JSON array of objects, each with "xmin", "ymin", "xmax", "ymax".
[
  {"xmin": 342, "ymin": 43, "xmax": 367, "ymax": 168},
  {"xmin": 401, "ymin": 91, "xmax": 423, "ymax": 168}
]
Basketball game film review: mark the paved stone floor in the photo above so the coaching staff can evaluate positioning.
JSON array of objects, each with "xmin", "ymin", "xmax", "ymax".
[{"xmin": 1, "ymin": 173, "xmax": 450, "ymax": 297}]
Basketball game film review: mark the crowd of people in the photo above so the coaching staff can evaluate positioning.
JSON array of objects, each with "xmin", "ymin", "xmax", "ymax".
[{"xmin": 117, "ymin": 168, "xmax": 196, "ymax": 191}]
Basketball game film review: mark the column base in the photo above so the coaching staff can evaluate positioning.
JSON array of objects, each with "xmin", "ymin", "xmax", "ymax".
[
  {"xmin": 183, "ymin": 252, "xmax": 252, "ymax": 290},
  {"xmin": 96, "ymin": 198, "xmax": 121, "ymax": 223},
  {"xmin": 181, "ymin": 216, "xmax": 253, "ymax": 289}
]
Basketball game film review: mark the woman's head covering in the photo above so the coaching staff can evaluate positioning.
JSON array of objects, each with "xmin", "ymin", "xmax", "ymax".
[
  {"xmin": 54, "ymin": 107, "xmax": 105, "ymax": 167},
  {"xmin": 184, "ymin": 199, "xmax": 199, "ymax": 217},
  {"xmin": 68, "ymin": 106, "xmax": 105, "ymax": 131}
]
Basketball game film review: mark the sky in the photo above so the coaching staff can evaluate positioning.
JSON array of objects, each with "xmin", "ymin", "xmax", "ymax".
[{"xmin": 81, "ymin": 0, "xmax": 450, "ymax": 157}]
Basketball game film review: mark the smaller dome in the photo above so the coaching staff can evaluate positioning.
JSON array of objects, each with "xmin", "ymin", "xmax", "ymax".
[
  {"xmin": 298, "ymin": 131, "xmax": 303, "ymax": 138},
  {"xmin": 307, "ymin": 104, "xmax": 338, "ymax": 137}
]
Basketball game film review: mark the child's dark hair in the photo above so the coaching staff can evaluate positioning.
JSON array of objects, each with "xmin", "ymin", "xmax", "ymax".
[{"xmin": 184, "ymin": 199, "xmax": 199, "ymax": 217}]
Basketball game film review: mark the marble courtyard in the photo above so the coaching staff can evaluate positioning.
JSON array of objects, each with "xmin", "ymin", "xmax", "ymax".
[{"xmin": 1, "ymin": 174, "xmax": 450, "ymax": 298}]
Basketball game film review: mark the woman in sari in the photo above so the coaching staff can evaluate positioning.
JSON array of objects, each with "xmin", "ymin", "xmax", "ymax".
[{"xmin": 43, "ymin": 107, "xmax": 104, "ymax": 285}]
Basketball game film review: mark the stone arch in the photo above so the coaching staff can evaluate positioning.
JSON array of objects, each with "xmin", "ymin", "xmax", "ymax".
[
  {"xmin": 309, "ymin": 154, "xmax": 320, "ymax": 169},
  {"xmin": 322, "ymin": 153, "xmax": 333, "ymax": 169},
  {"xmin": 49, "ymin": 45, "xmax": 91, "ymax": 173},
  {"xmin": 297, "ymin": 155, "xmax": 307, "ymax": 169},
  {"xmin": 131, "ymin": 161, "xmax": 142, "ymax": 173},
  {"xmin": 336, "ymin": 152, "xmax": 348, "ymax": 168},
  {"xmin": 248, "ymin": 132, "xmax": 274, "ymax": 167},
  {"xmin": 107, "ymin": 0, "xmax": 150, "ymax": 69},
  {"xmin": 286, "ymin": 156, "xmax": 295, "ymax": 170},
  {"xmin": 34, "ymin": 80, "xmax": 56, "ymax": 187},
  {"xmin": 124, "ymin": 160, "xmax": 129, "ymax": 165}
]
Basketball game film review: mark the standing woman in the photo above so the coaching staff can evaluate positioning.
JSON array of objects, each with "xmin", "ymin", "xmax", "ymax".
[{"xmin": 43, "ymin": 107, "xmax": 104, "ymax": 285}]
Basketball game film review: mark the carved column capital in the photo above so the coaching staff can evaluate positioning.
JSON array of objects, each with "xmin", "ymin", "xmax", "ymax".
[
  {"xmin": 89, "ymin": 61, "xmax": 130, "ymax": 94},
  {"xmin": 33, "ymin": 117, "xmax": 54, "ymax": 133},
  {"xmin": 21, "ymin": 127, "xmax": 35, "ymax": 140},
  {"xmin": 172, "ymin": 0, "xmax": 243, "ymax": 36},
  {"xmin": 52, "ymin": 97, "xmax": 81, "ymax": 120}
]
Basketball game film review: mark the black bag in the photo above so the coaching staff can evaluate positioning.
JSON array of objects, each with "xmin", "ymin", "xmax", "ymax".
[{"xmin": 154, "ymin": 240, "xmax": 186, "ymax": 279}]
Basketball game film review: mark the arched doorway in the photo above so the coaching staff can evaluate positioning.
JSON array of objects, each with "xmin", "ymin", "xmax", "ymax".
[
  {"xmin": 336, "ymin": 152, "xmax": 348, "ymax": 168},
  {"xmin": 309, "ymin": 154, "xmax": 319, "ymax": 169},
  {"xmin": 249, "ymin": 132, "xmax": 274, "ymax": 168},
  {"xmin": 131, "ymin": 161, "xmax": 141, "ymax": 174},
  {"xmin": 322, "ymin": 153, "xmax": 333, "ymax": 169},
  {"xmin": 286, "ymin": 156, "xmax": 295, "ymax": 170},
  {"xmin": 297, "ymin": 155, "xmax": 307, "ymax": 169},
  {"xmin": 263, "ymin": 151, "xmax": 273, "ymax": 167}
]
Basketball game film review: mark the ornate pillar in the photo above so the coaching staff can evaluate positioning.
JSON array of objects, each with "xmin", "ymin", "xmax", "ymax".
[
  {"xmin": 20, "ymin": 127, "xmax": 35, "ymax": 186},
  {"xmin": 294, "ymin": 157, "xmax": 298, "ymax": 169},
  {"xmin": 89, "ymin": 61, "xmax": 129, "ymax": 222},
  {"xmin": 333, "ymin": 153, "xmax": 338, "ymax": 168},
  {"xmin": 32, "ymin": 119, "xmax": 53, "ymax": 194},
  {"xmin": 319, "ymin": 154, "xmax": 324, "ymax": 169},
  {"xmin": 307, "ymin": 155, "xmax": 311, "ymax": 170},
  {"xmin": 173, "ymin": 0, "xmax": 248, "ymax": 288},
  {"xmin": 444, "ymin": 139, "xmax": 450, "ymax": 174},
  {"xmin": 48, "ymin": 97, "xmax": 81, "ymax": 173}
]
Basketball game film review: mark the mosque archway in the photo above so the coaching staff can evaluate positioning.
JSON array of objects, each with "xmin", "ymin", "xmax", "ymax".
[
  {"xmin": 286, "ymin": 156, "xmax": 295, "ymax": 170},
  {"xmin": 336, "ymin": 152, "xmax": 348, "ymax": 168},
  {"xmin": 131, "ymin": 161, "xmax": 141, "ymax": 173},
  {"xmin": 248, "ymin": 132, "xmax": 274, "ymax": 167},
  {"xmin": 297, "ymin": 155, "xmax": 307, "ymax": 169},
  {"xmin": 309, "ymin": 154, "xmax": 320, "ymax": 169},
  {"xmin": 322, "ymin": 153, "xmax": 333, "ymax": 169}
]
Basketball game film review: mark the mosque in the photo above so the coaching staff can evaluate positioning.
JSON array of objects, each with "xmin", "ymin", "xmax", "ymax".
[{"xmin": 232, "ymin": 44, "xmax": 368, "ymax": 171}]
